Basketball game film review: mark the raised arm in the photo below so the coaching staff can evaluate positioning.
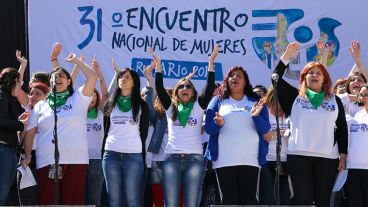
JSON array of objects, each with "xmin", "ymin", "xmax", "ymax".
[
  {"xmin": 349, "ymin": 40, "xmax": 368, "ymax": 79},
  {"xmin": 70, "ymin": 54, "xmax": 85, "ymax": 83},
  {"xmin": 316, "ymin": 40, "xmax": 329, "ymax": 68},
  {"xmin": 273, "ymin": 42, "xmax": 300, "ymax": 117},
  {"xmin": 185, "ymin": 66, "xmax": 198, "ymax": 81},
  {"xmin": 92, "ymin": 56, "xmax": 108, "ymax": 110},
  {"xmin": 150, "ymin": 48, "xmax": 171, "ymax": 110},
  {"xmin": 108, "ymin": 57, "xmax": 120, "ymax": 96},
  {"xmin": 66, "ymin": 54, "xmax": 97, "ymax": 97},
  {"xmin": 51, "ymin": 42, "xmax": 62, "ymax": 69},
  {"xmin": 15, "ymin": 50, "xmax": 29, "ymax": 107},
  {"xmin": 198, "ymin": 45, "xmax": 218, "ymax": 109}
]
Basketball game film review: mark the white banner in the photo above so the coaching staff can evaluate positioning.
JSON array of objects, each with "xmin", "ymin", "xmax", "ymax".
[{"xmin": 28, "ymin": 0, "xmax": 368, "ymax": 90}]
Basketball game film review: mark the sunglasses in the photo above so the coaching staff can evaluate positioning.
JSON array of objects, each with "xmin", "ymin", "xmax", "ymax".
[
  {"xmin": 359, "ymin": 93, "xmax": 368, "ymax": 98},
  {"xmin": 178, "ymin": 84, "xmax": 193, "ymax": 90}
]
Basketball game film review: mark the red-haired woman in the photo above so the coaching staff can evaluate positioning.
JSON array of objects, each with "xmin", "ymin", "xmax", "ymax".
[{"xmin": 273, "ymin": 42, "xmax": 348, "ymax": 206}]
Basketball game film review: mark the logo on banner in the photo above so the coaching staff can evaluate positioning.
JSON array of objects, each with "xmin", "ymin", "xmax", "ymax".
[{"xmin": 251, "ymin": 9, "xmax": 341, "ymax": 80}]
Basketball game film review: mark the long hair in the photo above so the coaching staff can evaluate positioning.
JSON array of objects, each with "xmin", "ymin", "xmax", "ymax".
[
  {"xmin": 50, "ymin": 67, "xmax": 74, "ymax": 96},
  {"xmin": 104, "ymin": 68, "xmax": 142, "ymax": 123},
  {"xmin": 214, "ymin": 66, "xmax": 258, "ymax": 100},
  {"xmin": 154, "ymin": 88, "xmax": 173, "ymax": 116},
  {"xmin": 299, "ymin": 62, "xmax": 332, "ymax": 99},
  {"xmin": 0, "ymin": 67, "xmax": 20, "ymax": 93},
  {"xmin": 346, "ymin": 72, "xmax": 367, "ymax": 94},
  {"xmin": 91, "ymin": 88, "xmax": 101, "ymax": 110},
  {"xmin": 171, "ymin": 78, "xmax": 198, "ymax": 120}
]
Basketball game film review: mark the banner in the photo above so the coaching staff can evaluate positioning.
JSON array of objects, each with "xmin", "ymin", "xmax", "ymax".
[{"xmin": 28, "ymin": 0, "xmax": 368, "ymax": 90}]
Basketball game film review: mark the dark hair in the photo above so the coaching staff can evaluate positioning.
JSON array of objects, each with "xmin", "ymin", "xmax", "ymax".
[
  {"xmin": 333, "ymin": 78, "xmax": 348, "ymax": 94},
  {"xmin": 104, "ymin": 68, "xmax": 142, "ymax": 123},
  {"xmin": 31, "ymin": 71, "xmax": 50, "ymax": 87},
  {"xmin": 253, "ymin": 85, "xmax": 268, "ymax": 94},
  {"xmin": 346, "ymin": 72, "xmax": 367, "ymax": 94},
  {"xmin": 154, "ymin": 88, "xmax": 173, "ymax": 116},
  {"xmin": 29, "ymin": 82, "xmax": 50, "ymax": 94},
  {"xmin": 214, "ymin": 66, "xmax": 258, "ymax": 99},
  {"xmin": 91, "ymin": 88, "xmax": 101, "ymax": 110},
  {"xmin": 50, "ymin": 67, "xmax": 74, "ymax": 96},
  {"xmin": 0, "ymin": 67, "xmax": 20, "ymax": 93},
  {"xmin": 171, "ymin": 78, "xmax": 198, "ymax": 120}
]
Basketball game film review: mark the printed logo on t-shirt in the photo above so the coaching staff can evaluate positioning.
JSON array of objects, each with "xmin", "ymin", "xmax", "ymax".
[
  {"xmin": 295, "ymin": 98, "xmax": 335, "ymax": 112},
  {"xmin": 229, "ymin": 105, "xmax": 252, "ymax": 113},
  {"xmin": 111, "ymin": 115, "xmax": 136, "ymax": 125},
  {"xmin": 52, "ymin": 104, "xmax": 73, "ymax": 113},
  {"xmin": 87, "ymin": 123, "xmax": 102, "ymax": 132},
  {"xmin": 173, "ymin": 117, "xmax": 197, "ymax": 126},
  {"xmin": 350, "ymin": 123, "xmax": 368, "ymax": 133}
]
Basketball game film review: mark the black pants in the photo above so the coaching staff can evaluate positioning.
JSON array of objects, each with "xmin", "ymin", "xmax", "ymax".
[
  {"xmin": 346, "ymin": 169, "xmax": 368, "ymax": 207},
  {"xmin": 287, "ymin": 155, "xmax": 338, "ymax": 207},
  {"xmin": 216, "ymin": 165, "xmax": 259, "ymax": 205}
]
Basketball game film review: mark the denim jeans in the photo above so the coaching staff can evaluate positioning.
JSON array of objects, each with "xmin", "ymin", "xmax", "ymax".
[
  {"xmin": 86, "ymin": 159, "xmax": 104, "ymax": 207},
  {"xmin": 0, "ymin": 144, "xmax": 17, "ymax": 205},
  {"xmin": 163, "ymin": 154, "xmax": 205, "ymax": 207},
  {"xmin": 102, "ymin": 151, "xmax": 145, "ymax": 207},
  {"xmin": 259, "ymin": 161, "xmax": 291, "ymax": 205}
]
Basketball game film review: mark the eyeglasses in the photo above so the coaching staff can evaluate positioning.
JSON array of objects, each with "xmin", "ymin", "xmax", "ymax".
[
  {"xmin": 336, "ymin": 84, "xmax": 346, "ymax": 89},
  {"xmin": 359, "ymin": 93, "xmax": 368, "ymax": 98},
  {"xmin": 178, "ymin": 84, "xmax": 193, "ymax": 90}
]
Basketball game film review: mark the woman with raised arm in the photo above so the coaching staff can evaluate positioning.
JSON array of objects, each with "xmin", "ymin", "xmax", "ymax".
[
  {"xmin": 346, "ymin": 84, "xmax": 368, "ymax": 207},
  {"xmin": 205, "ymin": 65, "xmax": 270, "ymax": 205},
  {"xmin": 21, "ymin": 54, "xmax": 97, "ymax": 205},
  {"xmin": 0, "ymin": 67, "xmax": 26, "ymax": 205},
  {"xmin": 102, "ymin": 65, "xmax": 149, "ymax": 207},
  {"xmin": 273, "ymin": 42, "xmax": 348, "ymax": 206},
  {"xmin": 150, "ymin": 46, "xmax": 218, "ymax": 207},
  {"xmin": 70, "ymin": 55, "xmax": 108, "ymax": 206}
]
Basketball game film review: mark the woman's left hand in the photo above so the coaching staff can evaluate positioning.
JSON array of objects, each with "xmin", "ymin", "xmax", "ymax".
[
  {"xmin": 251, "ymin": 99, "xmax": 265, "ymax": 117},
  {"xmin": 338, "ymin": 154, "xmax": 347, "ymax": 171}
]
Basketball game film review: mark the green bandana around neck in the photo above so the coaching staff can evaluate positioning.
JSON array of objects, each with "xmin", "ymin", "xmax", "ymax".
[
  {"xmin": 87, "ymin": 107, "xmax": 98, "ymax": 119},
  {"xmin": 178, "ymin": 101, "xmax": 194, "ymax": 127},
  {"xmin": 306, "ymin": 89, "xmax": 325, "ymax": 108},
  {"xmin": 48, "ymin": 90, "xmax": 70, "ymax": 108},
  {"xmin": 117, "ymin": 95, "xmax": 132, "ymax": 112}
]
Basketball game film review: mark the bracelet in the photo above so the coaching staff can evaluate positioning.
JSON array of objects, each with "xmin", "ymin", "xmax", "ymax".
[{"xmin": 51, "ymin": 58, "xmax": 58, "ymax": 62}]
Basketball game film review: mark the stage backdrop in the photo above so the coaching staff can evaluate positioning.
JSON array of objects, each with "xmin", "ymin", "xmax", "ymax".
[{"xmin": 28, "ymin": 0, "xmax": 368, "ymax": 89}]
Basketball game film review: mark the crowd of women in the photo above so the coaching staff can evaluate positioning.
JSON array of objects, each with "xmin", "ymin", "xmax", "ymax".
[{"xmin": 0, "ymin": 39, "xmax": 367, "ymax": 207}]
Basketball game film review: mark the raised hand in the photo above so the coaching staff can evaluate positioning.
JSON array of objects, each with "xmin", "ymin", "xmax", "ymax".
[
  {"xmin": 186, "ymin": 66, "xmax": 197, "ymax": 80},
  {"xmin": 66, "ymin": 53, "xmax": 78, "ymax": 63},
  {"xmin": 80, "ymin": 53, "xmax": 85, "ymax": 62},
  {"xmin": 209, "ymin": 44, "xmax": 220, "ymax": 72},
  {"xmin": 16, "ymin": 50, "xmax": 28, "ymax": 66},
  {"xmin": 111, "ymin": 57, "xmax": 120, "ymax": 75},
  {"xmin": 148, "ymin": 48, "xmax": 161, "ymax": 72},
  {"xmin": 316, "ymin": 40, "xmax": 328, "ymax": 57},
  {"xmin": 251, "ymin": 99, "xmax": 265, "ymax": 117},
  {"xmin": 213, "ymin": 112, "xmax": 225, "ymax": 126},
  {"xmin": 143, "ymin": 61, "xmax": 156, "ymax": 84},
  {"xmin": 92, "ymin": 55, "xmax": 103, "ymax": 77},
  {"xmin": 349, "ymin": 40, "xmax": 361, "ymax": 60},
  {"xmin": 51, "ymin": 42, "xmax": 62, "ymax": 60},
  {"xmin": 283, "ymin": 42, "xmax": 300, "ymax": 62}
]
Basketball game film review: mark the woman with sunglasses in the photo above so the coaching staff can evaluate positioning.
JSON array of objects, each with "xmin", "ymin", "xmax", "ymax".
[
  {"xmin": 205, "ymin": 65, "xmax": 270, "ymax": 205},
  {"xmin": 273, "ymin": 42, "xmax": 348, "ymax": 206},
  {"xmin": 346, "ymin": 84, "xmax": 368, "ymax": 207},
  {"xmin": 149, "ymin": 46, "xmax": 218, "ymax": 207}
]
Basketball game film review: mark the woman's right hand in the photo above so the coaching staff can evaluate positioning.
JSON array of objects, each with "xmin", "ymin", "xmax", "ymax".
[
  {"xmin": 148, "ymin": 48, "xmax": 161, "ymax": 72},
  {"xmin": 213, "ymin": 112, "xmax": 224, "ymax": 126},
  {"xmin": 51, "ymin": 42, "xmax": 62, "ymax": 60}
]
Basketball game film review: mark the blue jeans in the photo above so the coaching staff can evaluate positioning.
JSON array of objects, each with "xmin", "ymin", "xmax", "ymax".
[
  {"xmin": 86, "ymin": 159, "xmax": 104, "ymax": 206},
  {"xmin": 102, "ymin": 151, "xmax": 145, "ymax": 207},
  {"xmin": 259, "ymin": 161, "xmax": 291, "ymax": 205},
  {"xmin": 0, "ymin": 144, "xmax": 17, "ymax": 205},
  {"xmin": 163, "ymin": 154, "xmax": 205, "ymax": 207}
]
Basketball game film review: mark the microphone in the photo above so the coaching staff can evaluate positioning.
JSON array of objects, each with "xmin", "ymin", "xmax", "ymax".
[
  {"xmin": 272, "ymin": 73, "xmax": 279, "ymax": 82},
  {"xmin": 51, "ymin": 74, "xmax": 58, "ymax": 89}
]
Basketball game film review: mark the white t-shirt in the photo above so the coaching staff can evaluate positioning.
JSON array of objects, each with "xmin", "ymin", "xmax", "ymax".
[
  {"xmin": 347, "ymin": 109, "xmax": 368, "ymax": 169},
  {"xmin": 338, "ymin": 93, "xmax": 362, "ymax": 117},
  {"xmin": 213, "ymin": 96, "xmax": 260, "ymax": 169},
  {"xmin": 27, "ymin": 87, "xmax": 92, "ymax": 169},
  {"xmin": 165, "ymin": 101, "xmax": 204, "ymax": 154},
  {"xmin": 105, "ymin": 106, "xmax": 142, "ymax": 153},
  {"xmin": 288, "ymin": 95, "xmax": 339, "ymax": 159},
  {"xmin": 266, "ymin": 112, "xmax": 288, "ymax": 162},
  {"xmin": 86, "ymin": 109, "xmax": 104, "ymax": 159}
]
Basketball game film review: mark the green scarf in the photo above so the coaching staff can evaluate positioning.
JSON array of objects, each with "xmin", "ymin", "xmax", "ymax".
[
  {"xmin": 117, "ymin": 95, "xmax": 132, "ymax": 112},
  {"xmin": 87, "ymin": 107, "xmax": 98, "ymax": 119},
  {"xmin": 48, "ymin": 90, "xmax": 70, "ymax": 108},
  {"xmin": 306, "ymin": 89, "xmax": 325, "ymax": 108},
  {"xmin": 178, "ymin": 101, "xmax": 194, "ymax": 127}
]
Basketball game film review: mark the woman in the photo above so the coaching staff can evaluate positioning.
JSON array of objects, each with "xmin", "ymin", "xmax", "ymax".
[
  {"xmin": 150, "ymin": 46, "xmax": 218, "ymax": 207},
  {"xmin": 273, "ymin": 42, "xmax": 348, "ymax": 206},
  {"xmin": 0, "ymin": 67, "xmax": 25, "ymax": 205},
  {"xmin": 102, "ymin": 67, "xmax": 149, "ymax": 207},
  {"xmin": 259, "ymin": 86, "xmax": 290, "ymax": 205},
  {"xmin": 346, "ymin": 84, "xmax": 368, "ymax": 207},
  {"xmin": 205, "ymin": 66, "xmax": 270, "ymax": 205},
  {"xmin": 22, "ymin": 54, "xmax": 97, "ymax": 205}
]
